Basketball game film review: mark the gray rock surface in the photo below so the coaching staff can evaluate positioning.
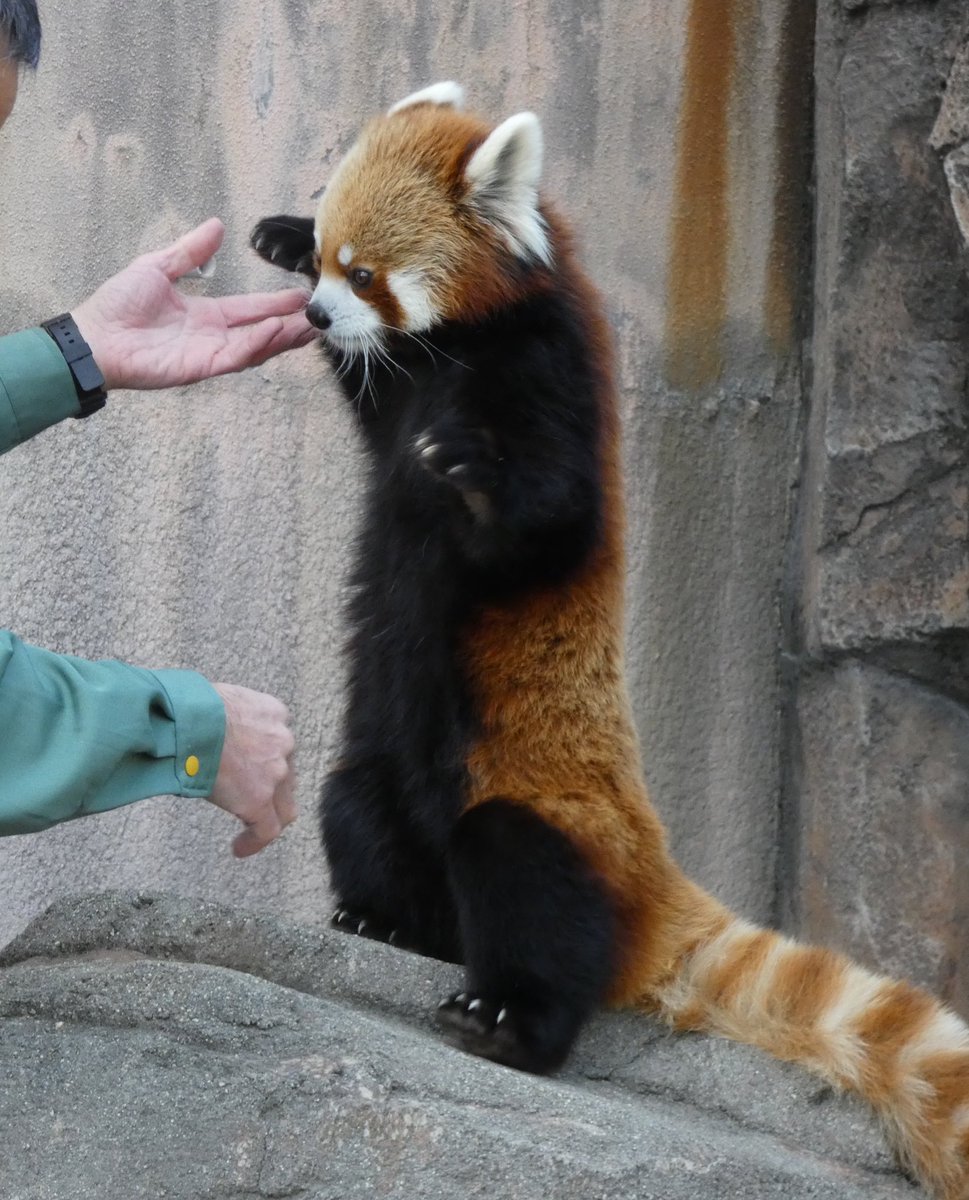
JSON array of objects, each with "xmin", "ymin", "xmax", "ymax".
[
  {"xmin": 808, "ymin": 2, "xmax": 969, "ymax": 653},
  {"xmin": 796, "ymin": 662, "xmax": 969, "ymax": 1004},
  {"xmin": 0, "ymin": 892, "xmax": 919, "ymax": 1199},
  {"xmin": 784, "ymin": 0, "xmax": 969, "ymax": 1016},
  {"xmin": 933, "ymin": 30, "xmax": 969, "ymax": 251}
]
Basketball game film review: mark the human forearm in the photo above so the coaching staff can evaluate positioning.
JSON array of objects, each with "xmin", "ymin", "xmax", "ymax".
[
  {"xmin": 0, "ymin": 328, "xmax": 80, "ymax": 455},
  {"xmin": 0, "ymin": 631, "xmax": 225, "ymax": 834}
]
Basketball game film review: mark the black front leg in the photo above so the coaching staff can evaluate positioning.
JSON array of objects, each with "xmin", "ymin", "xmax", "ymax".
[
  {"xmin": 321, "ymin": 758, "xmax": 462, "ymax": 963},
  {"xmin": 250, "ymin": 214, "xmax": 318, "ymax": 277}
]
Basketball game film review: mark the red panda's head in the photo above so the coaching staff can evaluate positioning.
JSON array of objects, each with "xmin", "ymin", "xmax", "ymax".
[{"xmin": 306, "ymin": 82, "xmax": 552, "ymax": 356}]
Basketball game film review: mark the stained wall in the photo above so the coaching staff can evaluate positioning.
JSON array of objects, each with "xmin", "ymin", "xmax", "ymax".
[{"xmin": 1, "ymin": 1, "xmax": 809, "ymax": 946}]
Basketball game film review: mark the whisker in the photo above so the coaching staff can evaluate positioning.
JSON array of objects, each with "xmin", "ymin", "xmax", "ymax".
[
  {"xmin": 361, "ymin": 341, "xmax": 380, "ymax": 415},
  {"xmin": 374, "ymin": 341, "xmax": 414, "ymax": 386},
  {"xmin": 398, "ymin": 327, "xmax": 472, "ymax": 372}
]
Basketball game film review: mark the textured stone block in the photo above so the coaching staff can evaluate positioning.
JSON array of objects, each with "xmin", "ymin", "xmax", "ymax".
[
  {"xmin": 930, "ymin": 32, "xmax": 969, "ymax": 154},
  {"xmin": 809, "ymin": 2, "xmax": 969, "ymax": 652},
  {"xmin": 942, "ymin": 143, "xmax": 969, "ymax": 251},
  {"xmin": 793, "ymin": 661, "xmax": 969, "ymax": 1015},
  {"xmin": 816, "ymin": 464, "xmax": 969, "ymax": 649}
]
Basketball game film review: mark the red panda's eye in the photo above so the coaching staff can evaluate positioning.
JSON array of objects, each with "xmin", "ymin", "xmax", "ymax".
[{"xmin": 350, "ymin": 267, "xmax": 373, "ymax": 290}]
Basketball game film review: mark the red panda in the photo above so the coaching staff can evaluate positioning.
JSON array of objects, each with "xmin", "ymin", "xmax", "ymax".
[{"xmin": 252, "ymin": 83, "xmax": 969, "ymax": 1200}]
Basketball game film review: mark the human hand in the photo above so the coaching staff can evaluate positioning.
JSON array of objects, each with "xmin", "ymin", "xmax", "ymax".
[
  {"xmin": 72, "ymin": 218, "xmax": 315, "ymax": 391},
  {"xmin": 208, "ymin": 682, "xmax": 297, "ymax": 858}
]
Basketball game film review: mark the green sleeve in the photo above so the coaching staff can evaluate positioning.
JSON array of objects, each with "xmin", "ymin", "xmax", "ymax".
[
  {"xmin": 0, "ymin": 631, "xmax": 226, "ymax": 835},
  {"xmin": 0, "ymin": 328, "xmax": 81, "ymax": 454}
]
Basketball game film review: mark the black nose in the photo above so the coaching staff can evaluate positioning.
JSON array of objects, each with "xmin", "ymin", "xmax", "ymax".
[{"xmin": 306, "ymin": 302, "xmax": 332, "ymax": 331}]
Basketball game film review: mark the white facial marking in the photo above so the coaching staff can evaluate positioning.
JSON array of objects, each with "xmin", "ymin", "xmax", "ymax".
[
  {"xmin": 388, "ymin": 81, "xmax": 465, "ymax": 116},
  {"xmin": 338, "ymin": 243, "xmax": 354, "ymax": 268},
  {"xmin": 309, "ymin": 274, "xmax": 383, "ymax": 353},
  {"xmin": 387, "ymin": 269, "xmax": 440, "ymax": 333}
]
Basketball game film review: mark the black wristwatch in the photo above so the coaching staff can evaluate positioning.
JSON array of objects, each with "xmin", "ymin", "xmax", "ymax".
[{"xmin": 41, "ymin": 313, "xmax": 108, "ymax": 418}]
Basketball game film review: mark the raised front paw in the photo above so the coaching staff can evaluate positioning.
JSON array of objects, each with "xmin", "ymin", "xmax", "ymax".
[
  {"xmin": 250, "ymin": 215, "xmax": 318, "ymax": 277},
  {"xmin": 414, "ymin": 421, "xmax": 500, "ymax": 496}
]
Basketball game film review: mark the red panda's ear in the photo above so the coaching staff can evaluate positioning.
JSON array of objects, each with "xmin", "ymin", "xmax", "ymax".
[
  {"xmin": 388, "ymin": 81, "xmax": 465, "ymax": 116},
  {"xmin": 464, "ymin": 112, "xmax": 551, "ymax": 266}
]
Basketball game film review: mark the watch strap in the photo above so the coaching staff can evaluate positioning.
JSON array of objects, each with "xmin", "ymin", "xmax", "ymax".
[{"xmin": 41, "ymin": 313, "xmax": 107, "ymax": 418}]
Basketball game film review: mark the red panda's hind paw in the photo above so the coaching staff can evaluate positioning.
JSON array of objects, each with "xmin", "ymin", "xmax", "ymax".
[
  {"xmin": 436, "ymin": 992, "xmax": 524, "ymax": 1065},
  {"xmin": 435, "ymin": 992, "xmax": 570, "ymax": 1074}
]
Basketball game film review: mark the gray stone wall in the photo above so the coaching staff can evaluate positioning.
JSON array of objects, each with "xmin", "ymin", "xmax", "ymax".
[{"xmin": 785, "ymin": 1, "xmax": 969, "ymax": 1014}]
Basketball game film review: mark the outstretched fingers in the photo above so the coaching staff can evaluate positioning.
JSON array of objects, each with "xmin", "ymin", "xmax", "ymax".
[
  {"xmin": 222, "ymin": 310, "xmax": 316, "ymax": 374},
  {"xmin": 216, "ymin": 288, "xmax": 310, "ymax": 327}
]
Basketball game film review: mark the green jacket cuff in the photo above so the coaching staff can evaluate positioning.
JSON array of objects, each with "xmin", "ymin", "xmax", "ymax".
[
  {"xmin": 0, "ymin": 328, "xmax": 81, "ymax": 455},
  {"xmin": 150, "ymin": 669, "xmax": 226, "ymax": 798},
  {"xmin": 0, "ymin": 633, "xmax": 227, "ymax": 835}
]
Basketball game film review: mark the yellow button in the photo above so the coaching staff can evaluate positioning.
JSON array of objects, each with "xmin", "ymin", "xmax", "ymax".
[{"xmin": 185, "ymin": 755, "xmax": 200, "ymax": 778}]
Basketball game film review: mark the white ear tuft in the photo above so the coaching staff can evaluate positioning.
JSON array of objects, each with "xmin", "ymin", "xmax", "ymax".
[
  {"xmin": 464, "ymin": 112, "xmax": 551, "ymax": 266},
  {"xmin": 388, "ymin": 81, "xmax": 465, "ymax": 116}
]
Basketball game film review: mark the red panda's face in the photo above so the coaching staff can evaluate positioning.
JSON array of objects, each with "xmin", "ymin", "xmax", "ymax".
[{"xmin": 305, "ymin": 83, "xmax": 551, "ymax": 357}]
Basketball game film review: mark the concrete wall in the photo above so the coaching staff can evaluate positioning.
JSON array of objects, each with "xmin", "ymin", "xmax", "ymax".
[{"xmin": 1, "ymin": 1, "xmax": 806, "ymax": 948}]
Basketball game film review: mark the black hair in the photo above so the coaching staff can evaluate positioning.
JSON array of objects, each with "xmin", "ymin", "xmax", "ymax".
[{"xmin": 0, "ymin": 0, "xmax": 41, "ymax": 69}]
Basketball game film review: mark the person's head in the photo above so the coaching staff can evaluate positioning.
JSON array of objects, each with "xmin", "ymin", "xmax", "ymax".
[{"xmin": 0, "ymin": 0, "xmax": 41, "ymax": 128}]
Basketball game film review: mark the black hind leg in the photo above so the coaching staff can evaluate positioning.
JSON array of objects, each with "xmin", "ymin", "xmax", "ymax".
[
  {"xmin": 439, "ymin": 798, "xmax": 615, "ymax": 1073},
  {"xmin": 321, "ymin": 758, "xmax": 460, "ymax": 961}
]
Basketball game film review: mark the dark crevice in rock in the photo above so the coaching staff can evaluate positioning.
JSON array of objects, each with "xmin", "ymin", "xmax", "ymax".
[
  {"xmin": 818, "ymin": 454, "xmax": 967, "ymax": 550},
  {"xmin": 787, "ymin": 634, "xmax": 969, "ymax": 711},
  {"xmin": 843, "ymin": 0, "xmax": 951, "ymax": 15}
]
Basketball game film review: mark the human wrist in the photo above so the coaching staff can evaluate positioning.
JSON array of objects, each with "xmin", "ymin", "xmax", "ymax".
[
  {"xmin": 70, "ymin": 305, "xmax": 118, "ymax": 392},
  {"xmin": 41, "ymin": 312, "xmax": 108, "ymax": 415},
  {"xmin": 150, "ymin": 668, "xmax": 227, "ymax": 797}
]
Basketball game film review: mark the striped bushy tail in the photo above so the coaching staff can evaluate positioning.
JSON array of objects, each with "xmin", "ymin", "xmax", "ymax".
[{"xmin": 651, "ymin": 914, "xmax": 969, "ymax": 1200}]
